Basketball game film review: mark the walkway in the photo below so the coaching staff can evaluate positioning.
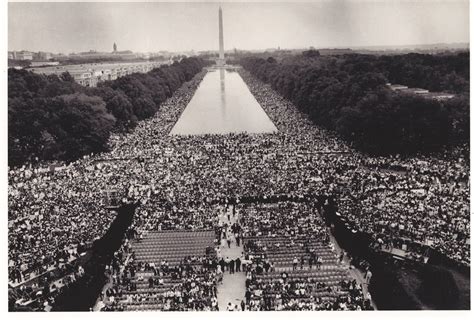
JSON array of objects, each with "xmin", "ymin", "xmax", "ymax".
[{"xmin": 216, "ymin": 205, "xmax": 247, "ymax": 311}]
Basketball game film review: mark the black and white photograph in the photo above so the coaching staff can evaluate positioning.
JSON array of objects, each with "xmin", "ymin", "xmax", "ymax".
[{"xmin": 2, "ymin": 0, "xmax": 472, "ymax": 316}]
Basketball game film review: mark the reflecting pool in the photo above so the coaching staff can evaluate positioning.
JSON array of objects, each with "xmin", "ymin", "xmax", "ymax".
[{"xmin": 170, "ymin": 69, "xmax": 278, "ymax": 135}]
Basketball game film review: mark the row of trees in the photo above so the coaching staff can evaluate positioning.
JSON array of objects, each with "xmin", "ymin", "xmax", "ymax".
[
  {"xmin": 377, "ymin": 52, "xmax": 469, "ymax": 94},
  {"xmin": 278, "ymin": 51, "xmax": 469, "ymax": 94},
  {"xmin": 8, "ymin": 57, "xmax": 209, "ymax": 166},
  {"xmin": 240, "ymin": 53, "xmax": 469, "ymax": 155}
]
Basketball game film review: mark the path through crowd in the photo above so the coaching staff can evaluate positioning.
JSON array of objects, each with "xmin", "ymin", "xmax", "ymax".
[{"xmin": 216, "ymin": 205, "xmax": 247, "ymax": 311}]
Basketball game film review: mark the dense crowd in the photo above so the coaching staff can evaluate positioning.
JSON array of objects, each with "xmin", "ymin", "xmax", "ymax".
[
  {"xmin": 8, "ymin": 71, "xmax": 208, "ymax": 285},
  {"xmin": 244, "ymin": 271, "xmax": 371, "ymax": 311},
  {"xmin": 8, "ymin": 164, "xmax": 117, "ymax": 284},
  {"xmin": 338, "ymin": 147, "xmax": 470, "ymax": 265},
  {"xmin": 9, "ymin": 260, "xmax": 86, "ymax": 311},
  {"xmin": 239, "ymin": 202, "xmax": 329, "ymax": 239},
  {"xmin": 103, "ymin": 252, "xmax": 220, "ymax": 311},
  {"xmin": 8, "ymin": 66, "xmax": 469, "ymax": 309},
  {"xmin": 236, "ymin": 202, "xmax": 372, "ymax": 311}
]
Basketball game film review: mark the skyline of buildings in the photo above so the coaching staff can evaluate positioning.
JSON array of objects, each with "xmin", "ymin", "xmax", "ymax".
[
  {"xmin": 8, "ymin": 45, "xmax": 183, "ymax": 62},
  {"xmin": 9, "ymin": 41, "xmax": 470, "ymax": 63}
]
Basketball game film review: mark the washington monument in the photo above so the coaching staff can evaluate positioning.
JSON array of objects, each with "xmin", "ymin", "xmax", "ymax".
[{"xmin": 217, "ymin": 6, "xmax": 225, "ymax": 66}]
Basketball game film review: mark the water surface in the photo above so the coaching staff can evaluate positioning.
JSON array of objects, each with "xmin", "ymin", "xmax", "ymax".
[{"xmin": 170, "ymin": 69, "xmax": 278, "ymax": 135}]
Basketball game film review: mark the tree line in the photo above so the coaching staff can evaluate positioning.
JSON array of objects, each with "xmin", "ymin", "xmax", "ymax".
[
  {"xmin": 8, "ymin": 57, "xmax": 209, "ymax": 167},
  {"xmin": 240, "ymin": 52, "xmax": 469, "ymax": 155}
]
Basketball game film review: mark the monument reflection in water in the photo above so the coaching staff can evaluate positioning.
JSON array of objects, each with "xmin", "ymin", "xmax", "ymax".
[{"xmin": 170, "ymin": 68, "xmax": 278, "ymax": 135}]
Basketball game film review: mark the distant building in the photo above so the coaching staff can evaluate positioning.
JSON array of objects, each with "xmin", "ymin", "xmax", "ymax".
[
  {"xmin": 68, "ymin": 50, "xmax": 138, "ymax": 61},
  {"xmin": 410, "ymin": 88, "xmax": 429, "ymax": 95},
  {"xmin": 388, "ymin": 84, "xmax": 409, "ymax": 91},
  {"xmin": 112, "ymin": 50, "xmax": 138, "ymax": 59},
  {"xmin": 424, "ymin": 92, "xmax": 456, "ymax": 101},
  {"xmin": 10, "ymin": 51, "xmax": 34, "ymax": 60},
  {"xmin": 138, "ymin": 52, "xmax": 151, "ymax": 59},
  {"xmin": 30, "ymin": 61, "xmax": 60, "ymax": 67},
  {"xmin": 29, "ymin": 61, "xmax": 165, "ymax": 87},
  {"xmin": 34, "ymin": 51, "xmax": 53, "ymax": 61},
  {"xmin": 387, "ymin": 83, "xmax": 455, "ymax": 101},
  {"xmin": 69, "ymin": 70, "xmax": 94, "ymax": 87}
]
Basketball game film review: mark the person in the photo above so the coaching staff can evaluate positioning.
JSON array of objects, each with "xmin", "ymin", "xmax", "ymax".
[
  {"xmin": 227, "ymin": 302, "xmax": 234, "ymax": 311},
  {"xmin": 240, "ymin": 254, "xmax": 247, "ymax": 272},
  {"xmin": 365, "ymin": 269, "xmax": 372, "ymax": 284},
  {"xmin": 222, "ymin": 227, "xmax": 227, "ymax": 241},
  {"xmin": 245, "ymin": 289, "xmax": 251, "ymax": 305},
  {"xmin": 235, "ymin": 257, "xmax": 241, "ymax": 272},
  {"xmin": 293, "ymin": 257, "xmax": 298, "ymax": 271},
  {"xmin": 316, "ymin": 256, "xmax": 322, "ymax": 269},
  {"xmin": 216, "ymin": 265, "xmax": 223, "ymax": 282},
  {"xmin": 240, "ymin": 300, "xmax": 246, "ymax": 311},
  {"xmin": 227, "ymin": 236, "xmax": 232, "ymax": 249},
  {"xmin": 339, "ymin": 251, "xmax": 345, "ymax": 263},
  {"xmin": 236, "ymin": 234, "xmax": 241, "ymax": 247},
  {"xmin": 229, "ymin": 259, "xmax": 235, "ymax": 274},
  {"xmin": 255, "ymin": 264, "xmax": 263, "ymax": 275},
  {"xmin": 263, "ymin": 261, "xmax": 270, "ymax": 273},
  {"xmin": 219, "ymin": 258, "xmax": 226, "ymax": 272},
  {"xmin": 225, "ymin": 256, "xmax": 231, "ymax": 272},
  {"xmin": 212, "ymin": 297, "xmax": 219, "ymax": 311}
]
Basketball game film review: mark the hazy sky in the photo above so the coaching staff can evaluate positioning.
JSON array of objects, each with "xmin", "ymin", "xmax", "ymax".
[{"xmin": 8, "ymin": 1, "xmax": 470, "ymax": 53}]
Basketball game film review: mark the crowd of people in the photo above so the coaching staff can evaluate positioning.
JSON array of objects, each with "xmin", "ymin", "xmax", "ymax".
[
  {"xmin": 8, "ymin": 66, "xmax": 469, "ymax": 309},
  {"xmin": 239, "ymin": 202, "xmax": 329, "ymax": 240},
  {"xmin": 7, "ymin": 71, "xmax": 209, "ymax": 285},
  {"xmin": 100, "ymin": 232, "xmax": 220, "ymax": 311},
  {"xmin": 242, "ymin": 71, "xmax": 469, "ymax": 266},
  {"xmin": 9, "ymin": 260, "xmax": 87, "ymax": 311},
  {"xmin": 236, "ymin": 202, "xmax": 372, "ymax": 311},
  {"xmin": 244, "ymin": 271, "xmax": 371, "ymax": 311},
  {"xmin": 337, "ymin": 148, "xmax": 470, "ymax": 265},
  {"xmin": 112, "ymin": 259, "xmax": 219, "ymax": 311}
]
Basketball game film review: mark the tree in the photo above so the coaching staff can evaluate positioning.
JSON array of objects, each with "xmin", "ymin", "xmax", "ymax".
[
  {"xmin": 50, "ymin": 93, "xmax": 116, "ymax": 160},
  {"xmin": 302, "ymin": 49, "xmax": 320, "ymax": 58},
  {"xmin": 8, "ymin": 57, "xmax": 209, "ymax": 166},
  {"xmin": 239, "ymin": 51, "xmax": 468, "ymax": 156},
  {"xmin": 266, "ymin": 57, "xmax": 277, "ymax": 64},
  {"xmin": 105, "ymin": 91, "xmax": 137, "ymax": 131}
]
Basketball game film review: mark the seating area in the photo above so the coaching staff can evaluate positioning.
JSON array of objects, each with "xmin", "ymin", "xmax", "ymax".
[
  {"xmin": 243, "ymin": 236, "xmax": 359, "ymax": 310},
  {"xmin": 250, "ymin": 269, "xmax": 352, "ymax": 299},
  {"xmin": 110, "ymin": 230, "xmax": 219, "ymax": 311},
  {"xmin": 240, "ymin": 202, "xmax": 372, "ymax": 310},
  {"xmin": 101, "ymin": 202, "xmax": 372, "ymax": 311},
  {"xmin": 244, "ymin": 236, "xmax": 340, "ymax": 270},
  {"xmin": 133, "ymin": 230, "xmax": 215, "ymax": 265}
]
